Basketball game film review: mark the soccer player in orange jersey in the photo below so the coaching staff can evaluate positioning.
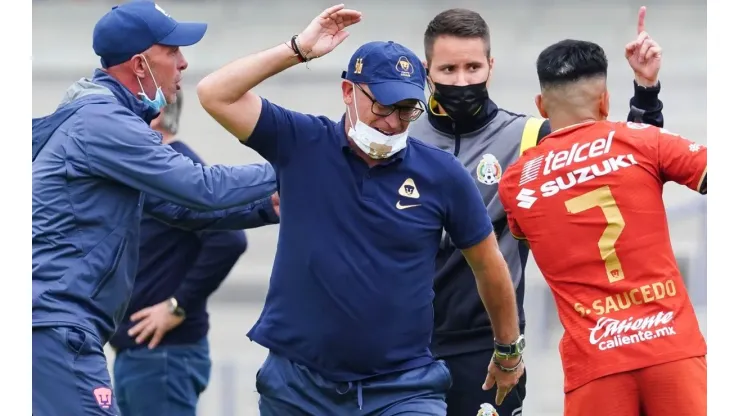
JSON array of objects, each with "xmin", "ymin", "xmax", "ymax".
[{"xmin": 498, "ymin": 39, "xmax": 707, "ymax": 416}]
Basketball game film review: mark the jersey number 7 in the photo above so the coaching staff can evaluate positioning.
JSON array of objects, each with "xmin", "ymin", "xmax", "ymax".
[{"xmin": 565, "ymin": 185, "xmax": 625, "ymax": 284}]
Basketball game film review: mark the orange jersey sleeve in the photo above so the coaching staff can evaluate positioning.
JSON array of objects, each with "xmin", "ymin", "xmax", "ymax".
[
  {"xmin": 639, "ymin": 124, "xmax": 707, "ymax": 193},
  {"xmin": 498, "ymin": 121, "xmax": 707, "ymax": 393},
  {"xmin": 658, "ymin": 128, "xmax": 707, "ymax": 192}
]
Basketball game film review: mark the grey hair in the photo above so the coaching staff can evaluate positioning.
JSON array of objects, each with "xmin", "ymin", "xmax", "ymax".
[{"xmin": 160, "ymin": 90, "xmax": 183, "ymax": 135}]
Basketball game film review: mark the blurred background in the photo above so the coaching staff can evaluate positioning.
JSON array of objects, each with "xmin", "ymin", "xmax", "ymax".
[{"xmin": 32, "ymin": 0, "xmax": 706, "ymax": 414}]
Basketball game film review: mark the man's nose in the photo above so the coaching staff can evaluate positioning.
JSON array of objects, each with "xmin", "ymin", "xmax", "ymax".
[
  {"xmin": 453, "ymin": 72, "xmax": 469, "ymax": 86},
  {"xmin": 384, "ymin": 111, "xmax": 403, "ymax": 130},
  {"xmin": 178, "ymin": 51, "xmax": 189, "ymax": 71}
]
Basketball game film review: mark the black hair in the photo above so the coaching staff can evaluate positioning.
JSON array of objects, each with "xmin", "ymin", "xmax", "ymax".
[
  {"xmin": 536, "ymin": 39, "xmax": 608, "ymax": 89},
  {"xmin": 424, "ymin": 8, "xmax": 490, "ymax": 62}
]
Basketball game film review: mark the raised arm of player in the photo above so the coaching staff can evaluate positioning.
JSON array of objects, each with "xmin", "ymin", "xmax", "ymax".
[{"xmin": 197, "ymin": 5, "xmax": 361, "ymax": 142}]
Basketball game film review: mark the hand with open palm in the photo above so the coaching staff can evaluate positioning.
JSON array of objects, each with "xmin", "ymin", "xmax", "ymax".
[
  {"xmin": 296, "ymin": 4, "xmax": 362, "ymax": 60},
  {"xmin": 625, "ymin": 6, "xmax": 662, "ymax": 87}
]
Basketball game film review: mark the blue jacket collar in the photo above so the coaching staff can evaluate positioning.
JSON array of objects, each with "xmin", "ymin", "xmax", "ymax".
[{"xmin": 92, "ymin": 69, "xmax": 160, "ymax": 124}]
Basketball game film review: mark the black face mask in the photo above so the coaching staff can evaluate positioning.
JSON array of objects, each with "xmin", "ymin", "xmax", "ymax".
[{"xmin": 431, "ymin": 81, "xmax": 490, "ymax": 122}]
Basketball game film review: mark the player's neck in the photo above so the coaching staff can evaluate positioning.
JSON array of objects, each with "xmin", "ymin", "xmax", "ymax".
[{"xmin": 548, "ymin": 112, "xmax": 599, "ymax": 133}]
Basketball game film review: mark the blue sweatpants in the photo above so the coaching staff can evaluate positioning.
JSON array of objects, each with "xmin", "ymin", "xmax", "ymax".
[
  {"xmin": 256, "ymin": 352, "xmax": 452, "ymax": 415},
  {"xmin": 32, "ymin": 326, "xmax": 119, "ymax": 415}
]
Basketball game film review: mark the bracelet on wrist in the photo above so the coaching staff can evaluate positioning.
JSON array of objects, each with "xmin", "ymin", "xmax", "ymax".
[
  {"xmin": 290, "ymin": 35, "xmax": 312, "ymax": 62},
  {"xmin": 492, "ymin": 356, "xmax": 523, "ymax": 373},
  {"xmin": 493, "ymin": 350, "xmax": 522, "ymax": 361}
]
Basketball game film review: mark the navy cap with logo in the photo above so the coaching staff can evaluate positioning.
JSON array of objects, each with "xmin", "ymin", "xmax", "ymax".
[
  {"xmin": 341, "ymin": 41, "xmax": 426, "ymax": 106},
  {"xmin": 93, "ymin": 0, "xmax": 208, "ymax": 68}
]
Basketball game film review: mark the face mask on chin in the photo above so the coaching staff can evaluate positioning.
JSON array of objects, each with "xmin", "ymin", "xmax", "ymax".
[
  {"xmin": 347, "ymin": 85, "xmax": 409, "ymax": 159},
  {"xmin": 134, "ymin": 55, "xmax": 167, "ymax": 112},
  {"xmin": 431, "ymin": 80, "xmax": 490, "ymax": 122}
]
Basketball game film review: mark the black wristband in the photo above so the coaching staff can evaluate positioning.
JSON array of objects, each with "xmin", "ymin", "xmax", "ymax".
[{"xmin": 290, "ymin": 35, "xmax": 308, "ymax": 63}]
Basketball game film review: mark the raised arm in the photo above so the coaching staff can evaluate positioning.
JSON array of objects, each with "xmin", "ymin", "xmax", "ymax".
[
  {"xmin": 624, "ymin": 6, "xmax": 664, "ymax": 128},
  {"xmin": 196, "ymin": 5, "xmax": 362, "ymax": 145}
]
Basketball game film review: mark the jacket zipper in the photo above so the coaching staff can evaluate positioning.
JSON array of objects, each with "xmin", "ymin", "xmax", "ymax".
[{"xmin": 452, "ymin": 122, "xmax": 461, "ymax": 156}]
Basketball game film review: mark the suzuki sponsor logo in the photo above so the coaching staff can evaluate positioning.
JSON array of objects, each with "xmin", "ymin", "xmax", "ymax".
[
  {"xmin": 540, "ymin": 153, "xmax": 638, "ymax": 197},
  {"xmin": 516, "ymin": 188, "xmax": 537, "ymax": 209}
]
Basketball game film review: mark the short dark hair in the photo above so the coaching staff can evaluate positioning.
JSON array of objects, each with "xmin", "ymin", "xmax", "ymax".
[
  {"xmin": 536, "ymin": 40, "xmax": 608, "ymax": 89},
  {"xmin": 423, "ymin": 8, "xmax": 491, "ymax": 62}
]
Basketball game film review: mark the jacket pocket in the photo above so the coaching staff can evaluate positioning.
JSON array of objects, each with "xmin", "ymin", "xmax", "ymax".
[{"xmin": 90, "ymin": 239, "xmax": 127, "ymax": 299}]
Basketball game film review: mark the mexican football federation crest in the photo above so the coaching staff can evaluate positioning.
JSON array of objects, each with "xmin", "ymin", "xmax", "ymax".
[{"xmin": 476, "ymin": 154, "xmax": 502, "ymax": 185}]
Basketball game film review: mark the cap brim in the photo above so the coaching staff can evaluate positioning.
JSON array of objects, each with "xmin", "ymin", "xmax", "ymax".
[
  {"xmin": 368, "ymin": 81, "xmax": 426, "ymax": 106},
  {"xmin": 158, "ymin": 22, "xmax": 208, "ymax": 47}
]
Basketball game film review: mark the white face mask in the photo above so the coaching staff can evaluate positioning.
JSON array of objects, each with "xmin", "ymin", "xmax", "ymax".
[{"xmin": 347, "ymin": 85, "xmax": 408, "ymax": 159}]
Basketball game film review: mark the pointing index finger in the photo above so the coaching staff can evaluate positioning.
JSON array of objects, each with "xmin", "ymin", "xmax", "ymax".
[{"xmin": 637, "ymin": 6, "xmax": 647, "ymax": 35}]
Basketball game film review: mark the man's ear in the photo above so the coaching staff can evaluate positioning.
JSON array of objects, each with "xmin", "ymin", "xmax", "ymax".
[
  {"xmin": 535, "ymin": 94, "xmax": 548, "ymax": 119},
  {"xmin": 130, "ymin": 54, "xmax": 148, "ymax": 79},
  {"xmin": 341, "ymin": 81, "xmax": 354, "ymax": 106}
]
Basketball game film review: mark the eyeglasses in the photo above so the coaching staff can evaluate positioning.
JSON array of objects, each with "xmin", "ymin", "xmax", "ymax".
[{"xmin": 357, "ymin": 86, "xmax": 425, "ymax": 122}]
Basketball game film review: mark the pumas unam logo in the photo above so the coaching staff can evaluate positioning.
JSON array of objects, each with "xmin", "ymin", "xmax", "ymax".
[
  {"xmin": 476, "ymin": 154, "xmax": 502, "ymax": 185},
  {"xmin": 398, "ymin": 178, "xmax": 420, "ymax": 199},
  {"xmin": 93, "ymin": 387, "xmax": 113, "ymax": 410},
  {"xmin": 395, "ymin": 56, "xmax": 414, "ymax": 77}
]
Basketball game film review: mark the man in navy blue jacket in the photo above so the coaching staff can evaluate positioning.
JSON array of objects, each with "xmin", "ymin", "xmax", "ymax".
[
  {"xmin": 31, "ymin": 2, "xmax": 277, "ymax": 415},
  {"xmin": 109, "ymin": 91, "xmax": 279, "ymax": 416}
]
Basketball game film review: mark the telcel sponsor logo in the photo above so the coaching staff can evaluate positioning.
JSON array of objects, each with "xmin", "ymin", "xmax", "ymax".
[
  {"xmin": 543, "ymin": 131, "xmax": 615, "ymax": 175},
  {"xmin": 539, "ymin": 131, "xmax": 638, "ymax": 197}
]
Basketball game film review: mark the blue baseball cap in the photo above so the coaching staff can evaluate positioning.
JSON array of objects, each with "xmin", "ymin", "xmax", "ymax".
[
  {"xmin": 93, "ymin": 1, "xmax": 208, "ymax": 68},
  {"xmin": 341, "ymin": 41, "xmax": 426, "ymax": 106}
]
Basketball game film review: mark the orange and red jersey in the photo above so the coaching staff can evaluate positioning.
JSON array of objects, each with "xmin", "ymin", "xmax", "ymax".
[{"xmin": 498, "ymin": 120, "xmax": 707, "ymax": 392}]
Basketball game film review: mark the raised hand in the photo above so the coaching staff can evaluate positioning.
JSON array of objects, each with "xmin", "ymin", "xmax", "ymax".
[
  {"xmin": 625, "ymin": 6, "xmax": 662, "ymax": 86},
  {"xmin": 296, "ymin": 4, "xmax": 362, "ymax": 59}
]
